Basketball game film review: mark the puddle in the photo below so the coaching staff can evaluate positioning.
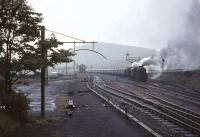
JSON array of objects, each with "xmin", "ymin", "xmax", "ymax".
[{"xmin": 16, "ymin": 80, "xmax": 75, "ymax": 112}]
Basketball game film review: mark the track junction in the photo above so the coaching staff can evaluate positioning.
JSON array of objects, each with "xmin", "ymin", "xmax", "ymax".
[{"xmin": 87, "ymin": 74, "xmax": 200, "ymax": 137}]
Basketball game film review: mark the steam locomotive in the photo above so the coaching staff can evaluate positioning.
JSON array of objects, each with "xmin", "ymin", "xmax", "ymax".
[{"xmin": 88, "ymin": 66, "xmax": 148, "ymax": 82}]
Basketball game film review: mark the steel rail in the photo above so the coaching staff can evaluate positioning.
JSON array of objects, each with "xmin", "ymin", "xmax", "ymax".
[
  {"xmin": 87, "ymin": 83, "xmax": 162, "ymax": 137},
  {"xmin": 96, "ymin": 84, "xmax": 200, "ymax": 135},
  {"xmin": 130, "ymin": 80, "xmax": 200, "ymax": 106},
  {"xmin": 106, "ymin": 83, "xmax": 200, "ymax": 121}
]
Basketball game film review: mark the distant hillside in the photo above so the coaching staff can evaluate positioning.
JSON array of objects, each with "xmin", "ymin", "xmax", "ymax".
[{"xmin": 73, "ymin": 42, "xmax": 157, "ymax": 68}]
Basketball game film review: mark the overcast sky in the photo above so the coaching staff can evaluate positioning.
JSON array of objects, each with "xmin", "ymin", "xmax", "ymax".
[{"xmin": 28, "ymin": 0, "xmax": 193, "ymax": 50}]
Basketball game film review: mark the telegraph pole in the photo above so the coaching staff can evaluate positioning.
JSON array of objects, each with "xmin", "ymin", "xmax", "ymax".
[
  {"xmin": 162, "ymin": 58, "xmax": 165, "ymax": 72},
  {"xmin": 73, "ymin": 60, "xmax": 76, "ymax": 75},
  {"xmin": 73, "ymin": 41, "xmax": 76, "ymax": 75},
  {"xmin": 66, "ymin": 63, "xmax": 68, "ymax": 75},
  {"xmin": 126, "ymin": 52, "xmax": 130, "ymax": 61},
  {"xmin": 39, "ymin": 28, "xmax": 99, "ymax": 118},
  {"xmin": 41, "ymin": 26, "xmax": 46, "ymax": 118}
]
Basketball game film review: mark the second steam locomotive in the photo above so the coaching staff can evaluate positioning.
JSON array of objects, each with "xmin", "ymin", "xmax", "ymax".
[{"xmin": 88, "ymin": 66, "xmax": 148, "ymax": 82}]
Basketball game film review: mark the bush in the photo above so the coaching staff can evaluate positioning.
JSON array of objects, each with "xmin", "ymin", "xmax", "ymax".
[
  {"xmin": 0, "ymin": 91, "xmax": 30, "ymax": 137},
  {"xmin": 0, "ymin": 114, "xmax": 18, "ymax": 137},
  {"xmin": 0, "ymin": 91, "xmax": 30, "ymax": 120}
]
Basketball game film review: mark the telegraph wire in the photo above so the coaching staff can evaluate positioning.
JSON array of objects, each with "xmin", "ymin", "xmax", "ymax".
[{"xmin": 45, "ymin": 29, "xmax": 85, "ymax": 42}]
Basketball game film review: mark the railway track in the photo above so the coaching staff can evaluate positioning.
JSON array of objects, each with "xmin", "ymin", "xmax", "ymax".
[
  {"xmin": 106, "ymin": 82, "xmax": 200, "ymax": 123},
  {"xmin": 112, "ymin": 78, "xmax": 200, "ymax": 106},
  {"xmin": 92, "ymin": 76, "xmax": 200, "ymax": 137},
  {"xmin": 150, "ymin": 80, "xmax": 200, "ymax": 94},
  {"xmin": 147, "ymin": 81, "xmax": 200, "ymax": 100},
  {"xmin": 104, "ymin": 74, "xmax": 200, "ymax": 101}
]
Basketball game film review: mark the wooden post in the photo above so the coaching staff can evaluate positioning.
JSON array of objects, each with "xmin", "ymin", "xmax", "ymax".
[
  {"xmin": 41, "ymin": 26, "xmax": 45, "ymax": 118},
  {"xmin": 45, "ymin": 68, "xmax": 48, "ymax": 85},
  {"xmin": 74, "ymin": 60, "xmax": 76, "ymax": 75},
  {"xmin": 162, "ymin": 58, "xmax": 165, "ymax": 72},
  {"xmin": 66, "ymin": 63, "xmax": 68, "ymax": 75}
]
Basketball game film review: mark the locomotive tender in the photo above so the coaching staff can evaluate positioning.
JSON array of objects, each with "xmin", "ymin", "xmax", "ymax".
[{"xmin": 88, "ymin": 66, "xmax": 148, "ymax": 82}]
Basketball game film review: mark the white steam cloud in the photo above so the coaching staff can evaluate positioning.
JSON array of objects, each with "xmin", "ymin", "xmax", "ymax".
[
  {"xmin": 132, "ymin": 55, "xmax": 163, "ymax": 79},
  {"xmin": 132, "ymin": 0, "xmax": 200, "ymax": 79},
  {"xmin": 160, "ymin": 0, "xmax": 200, "ymax": 70}
]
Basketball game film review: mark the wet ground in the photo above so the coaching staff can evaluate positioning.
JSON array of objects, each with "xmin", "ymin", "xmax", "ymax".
[
  {"xmin": 15, "ymin": 80, "xmax": 76, "ymax": 112},
  {"xmin": 12, "ymin": 78, "xmax": 151, "ymax": 137}
]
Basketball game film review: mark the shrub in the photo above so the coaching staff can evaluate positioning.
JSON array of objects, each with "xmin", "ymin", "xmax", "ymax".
[
  {"xmin": 0, "ymin": 91, "xmax": 30, "ymax": 120},
  {"xmin": 0, "ymin": 114, "xmax": 18, "ymax": 137}
]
